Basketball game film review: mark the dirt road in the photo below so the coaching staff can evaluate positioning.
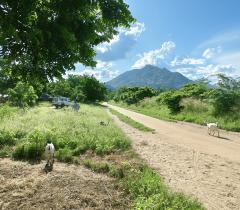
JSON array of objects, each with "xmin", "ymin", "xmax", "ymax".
[
  {"xmin": 105, "ymin": 103, "xmax": 240, "ymax": 162},
  {"xmin": 106, "ymin": 103, "xmax": 240, "ymax": 210}
]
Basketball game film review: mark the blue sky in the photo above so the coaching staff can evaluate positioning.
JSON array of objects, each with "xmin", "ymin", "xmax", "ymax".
[{"xmin": 72, "ymin": 0, "xmax": 240, "ymax": 82}]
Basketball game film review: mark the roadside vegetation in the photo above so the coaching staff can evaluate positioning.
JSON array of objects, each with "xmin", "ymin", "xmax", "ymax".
[
  {"xmin": 109, "ymin": 108, "xmax": 154, "ymax": 132},
  {"xmin": 110, "ymin": 75, "xmax": 240, "ymax": 132},
  {"xmin": 0, "ymin": 1, "xmax": 205, "ymax": 209},
  {"xmin": 0, "ymin": 104, "xmax": 131, "ymax": 160},
  {"xmin": 0, "ymin": 103, "xmax": 204, "ymax": 209}
]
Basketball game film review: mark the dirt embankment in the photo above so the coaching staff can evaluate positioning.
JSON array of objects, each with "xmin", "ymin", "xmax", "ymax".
[
  {"xmin": 0, "ymin": 159, "xmax": 129, "ymax": 210},
  {"xmin": 107, "ymin": 103, "xmax": 240, "ymax": 210}
]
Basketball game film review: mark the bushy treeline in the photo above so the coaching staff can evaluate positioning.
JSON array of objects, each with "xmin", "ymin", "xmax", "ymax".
[
  {"xmin": 0, "ymin": 72, "xmax": 107, "ymax": 107},
  {"xmin": 110, "ymin": 86, "xmax": 159, "ymax": 104},
  {"xmin": 112, "ymin": 74, "xmax": 240, "ymax": 117},
  {"xmin": 46, "ymin": 75, "xmax": 107, "ymax": 102}
]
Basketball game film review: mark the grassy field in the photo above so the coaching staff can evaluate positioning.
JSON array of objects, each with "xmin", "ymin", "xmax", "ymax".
[
  {"xmin": 109, "ymin": 108, "xmax": 154, "ymax": 132},
  {"xmin": 110, "ymin": 97, "xmax": 240, "ymax": 132},
  {"xmin": 0, "ymin": 103, "xmax": 204, "ymax": 209}
]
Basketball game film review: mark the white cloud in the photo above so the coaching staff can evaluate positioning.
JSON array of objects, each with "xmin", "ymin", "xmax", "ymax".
[
  {"xmin": 171, "ymin": 57, "xmax": 205, "ymax": 66},
  {"xmin": 175, "ymin": 64, "xmax": 238, "ymax": 81},
  {"xmin": 95, "ymin": 35, "xmax": 120, "ymax": 53},
  {"xmin": 95, "ymin": 22, "xmax": 145, "ymax": 55},
  {"xmin": 124, "ymin": 22, "xmax": 146, "ymax": 37},
  {"xmin": 71, "ymin": 60, "xmax": 118, "ymax": 82},
  {"xmin": 96, "ymin": 60, "xmax": 113, "ymax": 69},
  {"xmin": 202, "ymin": 47, "xmax": 222, "ymax": 59},
  {"xmin": 132, "ymin": 41, "xmax": 176, "ymax": 69},
  {"xmin": 79, "ymin": 68, "xmax": 119, "ymax": 82}
]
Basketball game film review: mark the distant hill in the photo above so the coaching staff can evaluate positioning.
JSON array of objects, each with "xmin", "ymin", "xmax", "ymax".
[{"xmin": 106, "ymin": 65, "xmax": 192, "ymax": 89}]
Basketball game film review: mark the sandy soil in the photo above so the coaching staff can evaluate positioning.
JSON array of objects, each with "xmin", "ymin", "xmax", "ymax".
[
  {"xmin": 0, "ymin": 159, "xmax": 129, "ymax": 210},
  {"xmin": 106, "ymin": 103, "xmax": 240, "ymax": 210}
]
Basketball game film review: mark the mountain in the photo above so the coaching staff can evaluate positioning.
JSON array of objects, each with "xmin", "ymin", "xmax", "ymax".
[{"xmin": 106, "ymin": 65, "xmax": 192, "ymax": 89}]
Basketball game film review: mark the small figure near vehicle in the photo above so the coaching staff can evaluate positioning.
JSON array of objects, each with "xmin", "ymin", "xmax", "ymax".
[{"xmin": 72, "ymin": 101, "xmax": 80, "ymax": 112}]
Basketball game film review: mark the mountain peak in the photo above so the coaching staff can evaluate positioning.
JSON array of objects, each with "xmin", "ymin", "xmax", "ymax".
[{"xmin": 106, "ymin": 65, "xmax": 192, "ymax": 90}]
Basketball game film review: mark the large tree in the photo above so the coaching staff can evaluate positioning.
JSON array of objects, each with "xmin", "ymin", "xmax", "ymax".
[{"xmin": 0, "ymin": 0, "xmax": 134, "ymax": 82}]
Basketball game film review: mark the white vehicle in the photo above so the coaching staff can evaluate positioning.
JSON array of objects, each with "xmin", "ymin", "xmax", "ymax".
[{"xmin": 52, "ymin": 96, "xmax": 72, "ymax": 108}]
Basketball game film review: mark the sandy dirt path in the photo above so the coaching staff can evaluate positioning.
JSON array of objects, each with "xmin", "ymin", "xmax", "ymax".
[{"xmin": 106, "ymin": 103, "xmax": 240, "ymax": 210}]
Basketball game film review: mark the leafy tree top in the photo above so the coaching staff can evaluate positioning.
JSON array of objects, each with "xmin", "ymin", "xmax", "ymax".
[{"xmin": 0, "ymin": 0, "xmax": 134, "ymax": 81}]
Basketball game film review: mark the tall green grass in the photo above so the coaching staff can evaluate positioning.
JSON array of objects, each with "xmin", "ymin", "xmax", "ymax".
[
  {"xmin": 0, "ymin": 104, "xmax": 19, "ymax": 119},
  {"xmin": 0, "ymin": 104, "xmax": 131, "ymax": 160}
]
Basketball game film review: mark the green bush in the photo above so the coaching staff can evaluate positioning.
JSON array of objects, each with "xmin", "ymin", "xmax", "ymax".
[
  {"xmin": 0, "ymin": 105, "xmax": 18, "ymax": 119},
  {"xmin": 73, "ymin": 143, "xmax": 89, "ymax": 155},
  {"xmin": 12, "ymin": 141, "xmax": 44, "ymax": 161},
  {"xmin": 0, "ymin": 146, "xmax": 12, "ymax": 157},
  {"xmin": 157, "ymin": 91, "xmax": 183, "ymax": 113},
  {"xmin": 0, "ymin": 130, "xmax": 17, "ymax": 147},
  {"xmin": 55, "ymin": 148, "xmax": 73, "ymax": 163},
  {"xmin": 12, "ymin": 129, "xmax": 47, "ymax": 161},
  {"xmin": 8, "ymin": 82, "xmax": 38, "ymax": 107},
  {"xmin": 113, "ymin": 87, "xmax": 158, "ymax": 104},
  {"xmin": 206, "ymin": 89, "xmax": 240, "ymax": 115},
  {"xmin": 181, "ymin": 98, "xmax": 208, "ymax": 113}
]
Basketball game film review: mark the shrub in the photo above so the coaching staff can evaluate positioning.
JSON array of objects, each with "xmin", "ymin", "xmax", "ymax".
[
  {"xmin": 0, "ymin": 130, "xmax": 17, "ymax": 147},
  {"xmin": 181, "ymin": 98, "xmax": 208, "ymax": 113},
  {"xmin": 0, "ymin": 105, "xmax": 18, "ymax": 119},
  {"xmin": 206, "ymin": 89, "xmax": 240, "ymax": 115},
  {"xmin": 157, "ymin": 91, "xmax": 183, "ymax": 113},
  {"xmin": 8, "ymin": 82, "xmax": 38, "ymax": 107},
  {"xmin": 113, "ymin": 87, "xmax": 158, "ymax": 104},
  {"xmin": 55, "ymin": 148, "xmax": 73, "ymax": 163},
  {"xmin": 12, "ymin": 129, "xmax": 47, "ymax": 161},
  {"xmin": 12, "ymin": 141, "xmax": 44, "ymax": 162},
  {"xmin": 0, "ymin": 146, "xmax": 12, "ymax": 157}
]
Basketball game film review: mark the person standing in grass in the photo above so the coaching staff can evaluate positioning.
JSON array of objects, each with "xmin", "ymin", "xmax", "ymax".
[{"xmin": 73, "ymin": 101, "xmax": 80, "ymax": 112}]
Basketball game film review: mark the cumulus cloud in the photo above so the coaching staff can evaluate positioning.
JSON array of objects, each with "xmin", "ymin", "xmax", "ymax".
[
  {"xmin": 70, "ymin": 60, "xmax": 119, "ymax": 82},
  {"xmin": 202, "ymin": 47, "xmax": 222, "ymax": 59},
  {"xmin": 175, "ymin": 64, "xmax": 238, "ymax": 81},
  {"xmin": 95, "ymin": 35, "xmax": 120, "ymax": 53},
  {"xmin": 95, "ymin": 60, "xmax": 113, "ymax": 69},
  {"xmin": 171, "ymin": 57, "xmax": 205, "ymax": 66},
  {"xmin": 79, "ymin": 68, "xmax": 119, "ymax": 82},
  {"xmin": 96, "ymin": 22, "xmax": 145, "ymax": 61},
  {"xmin": 123, "ymin": 22, "xmax": 146, "ymax": 37},
  {"xmin": 132, "ymin": 41, "xmax": 176, "ymax": 69}
]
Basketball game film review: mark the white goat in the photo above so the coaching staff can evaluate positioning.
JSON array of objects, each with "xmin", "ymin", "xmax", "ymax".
[
  {"xmin": 206, "ymin": 122, "xmax": 219, "ymax": 137},
  {"xmin": 45, "ymin": 142, "xmax": 55, "ymax": 166}
]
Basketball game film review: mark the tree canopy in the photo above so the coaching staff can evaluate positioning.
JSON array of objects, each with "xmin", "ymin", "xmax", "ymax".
[
  {"xmin": 47, "ymin": 75, "xmax": 107, "ymax": 102},
  {"xmin": 0, "ymin": 0, "xmax": 134, "ymax": 82},
  {"xmin": 113, "ymin": 86, "xmax": 158, "ymax": 104}
]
